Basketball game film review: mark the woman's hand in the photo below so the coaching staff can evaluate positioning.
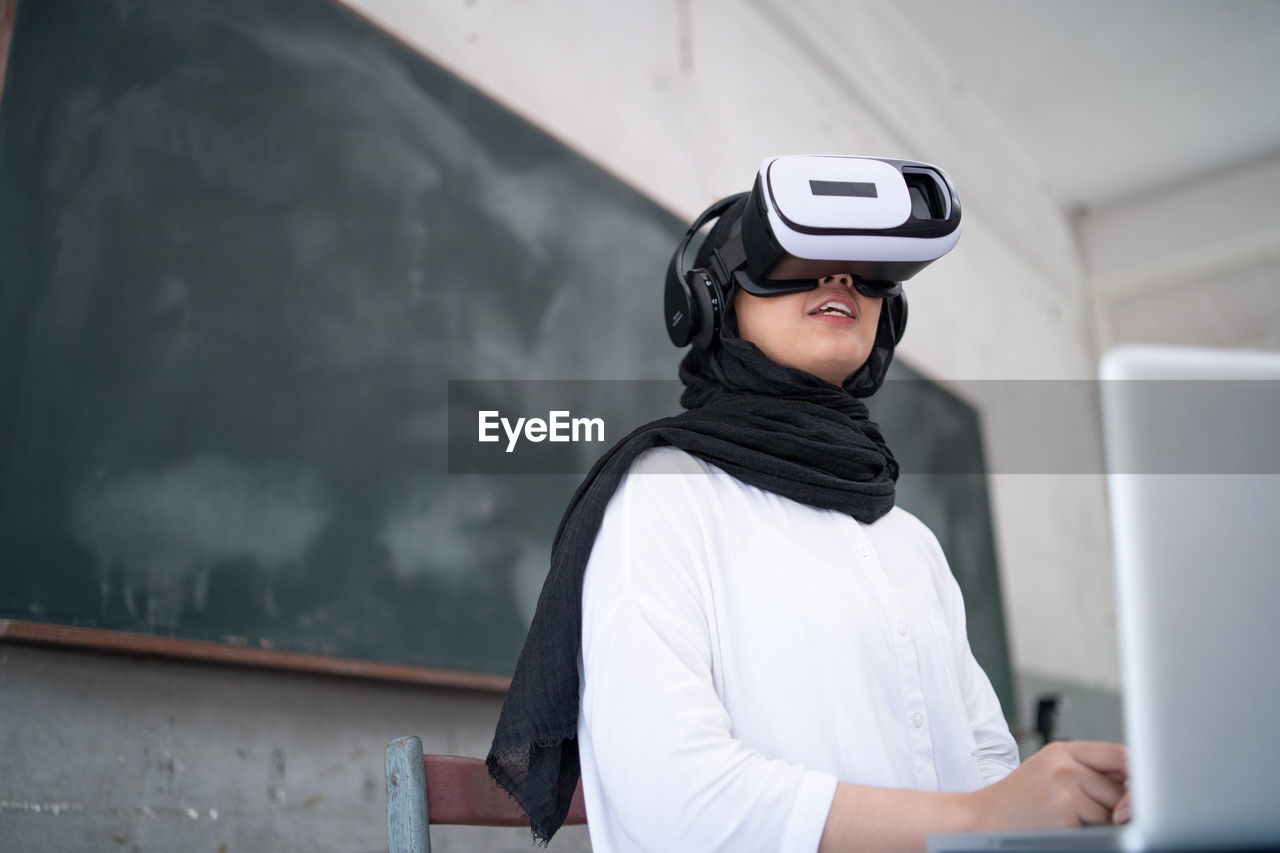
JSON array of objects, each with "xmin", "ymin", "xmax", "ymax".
[
  {"xmin": 1112, "ymin": 787, "xmax": 1132, "ymax": 824},
  {"xmin": 816, "ymin": 742, "xmax": 1128, "ymax": 853},
  {"xmin": 968, "ymin": 741, "xmax": 1128, "ymax": 830}
]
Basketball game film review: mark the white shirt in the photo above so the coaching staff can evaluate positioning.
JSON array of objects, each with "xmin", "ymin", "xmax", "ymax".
[{"xmin": 576, "ymin": 447, "xmax": 1019, "ymax": 853}]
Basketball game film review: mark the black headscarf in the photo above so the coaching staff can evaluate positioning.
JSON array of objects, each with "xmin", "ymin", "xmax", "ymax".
[{"xmin": 485, "ymin": 333, "xmax": 901, "ymax": 843}]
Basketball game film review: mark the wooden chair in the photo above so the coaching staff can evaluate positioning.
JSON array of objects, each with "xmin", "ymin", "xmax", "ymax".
[{"xmin": 385, "ymin": 735, "xmax": 588, "ymax": 852}]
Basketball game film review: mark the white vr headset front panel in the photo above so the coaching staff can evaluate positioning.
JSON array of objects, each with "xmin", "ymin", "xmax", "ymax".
[
  {"xmin": 759, "ymin": 155, "xmax": 960, "ymax": 265},
  {"xmin": 766, "ymin": 156, "xmax": 912, "ymax": 231}
]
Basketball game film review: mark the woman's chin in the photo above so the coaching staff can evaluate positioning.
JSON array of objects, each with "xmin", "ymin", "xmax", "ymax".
[
  {"xmin": 803, "ymin": 360, "xmax": 865, "ymax": 387},
  {"xmin": 805, "ymin": 346, "xmax": 871, "ymax": 384}
]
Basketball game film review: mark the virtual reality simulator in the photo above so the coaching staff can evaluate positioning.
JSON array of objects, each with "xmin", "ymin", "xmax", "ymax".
[{"xmin": 666, "ymin": 155, "xmax": 962, "ymax": 349}]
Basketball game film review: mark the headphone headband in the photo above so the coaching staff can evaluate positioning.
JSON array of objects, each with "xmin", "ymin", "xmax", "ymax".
[{"xmin": 667, "ymin": 193, "xmax": 749, "ymax": 302}]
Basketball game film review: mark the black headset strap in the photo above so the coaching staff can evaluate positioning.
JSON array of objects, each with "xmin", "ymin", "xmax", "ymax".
[{"xmin": 712, "ymin": 231, "xmax": 747, "ymax": 284}]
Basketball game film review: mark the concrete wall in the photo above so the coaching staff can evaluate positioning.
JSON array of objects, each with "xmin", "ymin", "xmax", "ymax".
[{"xmin": 0, "ymin": 643, "xmax": 590, "ymax": 852}]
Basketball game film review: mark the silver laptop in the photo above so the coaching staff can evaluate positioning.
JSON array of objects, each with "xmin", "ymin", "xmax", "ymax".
[{"xmin": 930, "ymin": 345, "xmax": 1280, "ymax": 852}]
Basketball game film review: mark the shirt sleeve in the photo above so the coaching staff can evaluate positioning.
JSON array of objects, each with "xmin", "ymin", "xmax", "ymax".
[
  {"xmin": 578, "ymin": 450, "xmax": 838, "ymax": 852},
  {"xmin": 921, "ymin": 520, "xmax": 1021, "ymax": 785}
]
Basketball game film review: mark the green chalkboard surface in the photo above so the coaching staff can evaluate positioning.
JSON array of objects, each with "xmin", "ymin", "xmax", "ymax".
[{"xmin": 0, "ymin": 0, "xmax": 1009, "ymax": 707}]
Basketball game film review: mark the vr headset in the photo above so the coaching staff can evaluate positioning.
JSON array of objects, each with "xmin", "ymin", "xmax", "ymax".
[{"xmin": 665, "ymin": 154, "xmax": 962, "ymax": 349}]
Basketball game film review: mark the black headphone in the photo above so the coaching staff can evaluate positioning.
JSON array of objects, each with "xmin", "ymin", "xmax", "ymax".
[
  {"xmin": 664, "ymin": 193, "xmax": 909, "ymax": 350},
  {"xmin": 664, "ymin": 193, "xmax": 748, "ymax": 349}
]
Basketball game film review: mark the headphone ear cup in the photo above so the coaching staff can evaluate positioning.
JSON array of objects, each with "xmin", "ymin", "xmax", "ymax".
[
  {"xmin": 664, "ymin": 264, "xmax": 697, "ymax": 347},
  {"xmin": 687, "ymin": 269, "xmax": 724, "ymax": 350}
]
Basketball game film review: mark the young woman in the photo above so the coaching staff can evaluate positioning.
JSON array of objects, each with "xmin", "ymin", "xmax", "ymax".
[{"xmin": 488, "ymin": 194, "xmax": 1129, "ymax": 852}]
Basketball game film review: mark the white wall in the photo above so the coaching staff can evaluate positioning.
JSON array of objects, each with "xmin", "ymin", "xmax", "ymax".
[
  {"xmin": 1081, "ymin": 150, "xmax": 1280, "ymax": 355},
  {"xmin": 339, "ymin": 0, "xmax": 1122, "ymax": 696}
]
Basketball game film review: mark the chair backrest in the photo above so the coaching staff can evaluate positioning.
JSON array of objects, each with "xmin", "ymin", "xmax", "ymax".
[{"xmin": 385, "ymin": 735, "xmax": 587, "ymax": 852}]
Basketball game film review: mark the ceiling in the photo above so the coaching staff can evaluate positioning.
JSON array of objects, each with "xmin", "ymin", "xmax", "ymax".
[{"xmin": 890, "ymin": 0, "xmax": 1280, "ymax": 214}]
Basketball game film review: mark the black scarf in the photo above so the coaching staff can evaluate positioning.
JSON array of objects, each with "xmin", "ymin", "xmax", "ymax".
[{"xmin": 485, "ymin": 337, "xmax": 899, "ymax": 843}]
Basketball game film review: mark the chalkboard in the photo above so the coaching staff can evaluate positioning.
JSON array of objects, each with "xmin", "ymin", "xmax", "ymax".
[{"xmin": 0, "ymin": 0, "xmax": 1010, "ymax": 710}]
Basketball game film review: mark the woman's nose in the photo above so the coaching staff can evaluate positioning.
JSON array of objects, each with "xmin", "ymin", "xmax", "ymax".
[{"xmin": 821, "ymin": 274, "xmax": 854, "ymax": 288}]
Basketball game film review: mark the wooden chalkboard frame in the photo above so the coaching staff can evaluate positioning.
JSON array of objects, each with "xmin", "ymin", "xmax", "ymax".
[{"xmin": 0, "ymin": 618, "xmax": 510, "ymax": 690}]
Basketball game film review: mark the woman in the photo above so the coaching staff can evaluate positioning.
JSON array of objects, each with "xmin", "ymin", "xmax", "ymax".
[{"xmin": 489, "ymin": 192, "xmax": 1129, "ymax": 852}]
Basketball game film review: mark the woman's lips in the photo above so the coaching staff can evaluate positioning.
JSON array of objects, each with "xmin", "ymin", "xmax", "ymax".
[{"xmin": 808, "ymin": 295, "xmax": 858, "ymax": 323}]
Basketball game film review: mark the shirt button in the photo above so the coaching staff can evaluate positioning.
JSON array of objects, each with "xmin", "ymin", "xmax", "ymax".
[
  {"xmin": 913, "ymin": 713, "xmax": 924, "ymax": 728},
  {"xmin": 857, "ymin": 544, "xmax": 871, "ymax": 557},
  {"xmin": 897, "ymin": 620, "xmax": 910, "ymax": 638}
]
